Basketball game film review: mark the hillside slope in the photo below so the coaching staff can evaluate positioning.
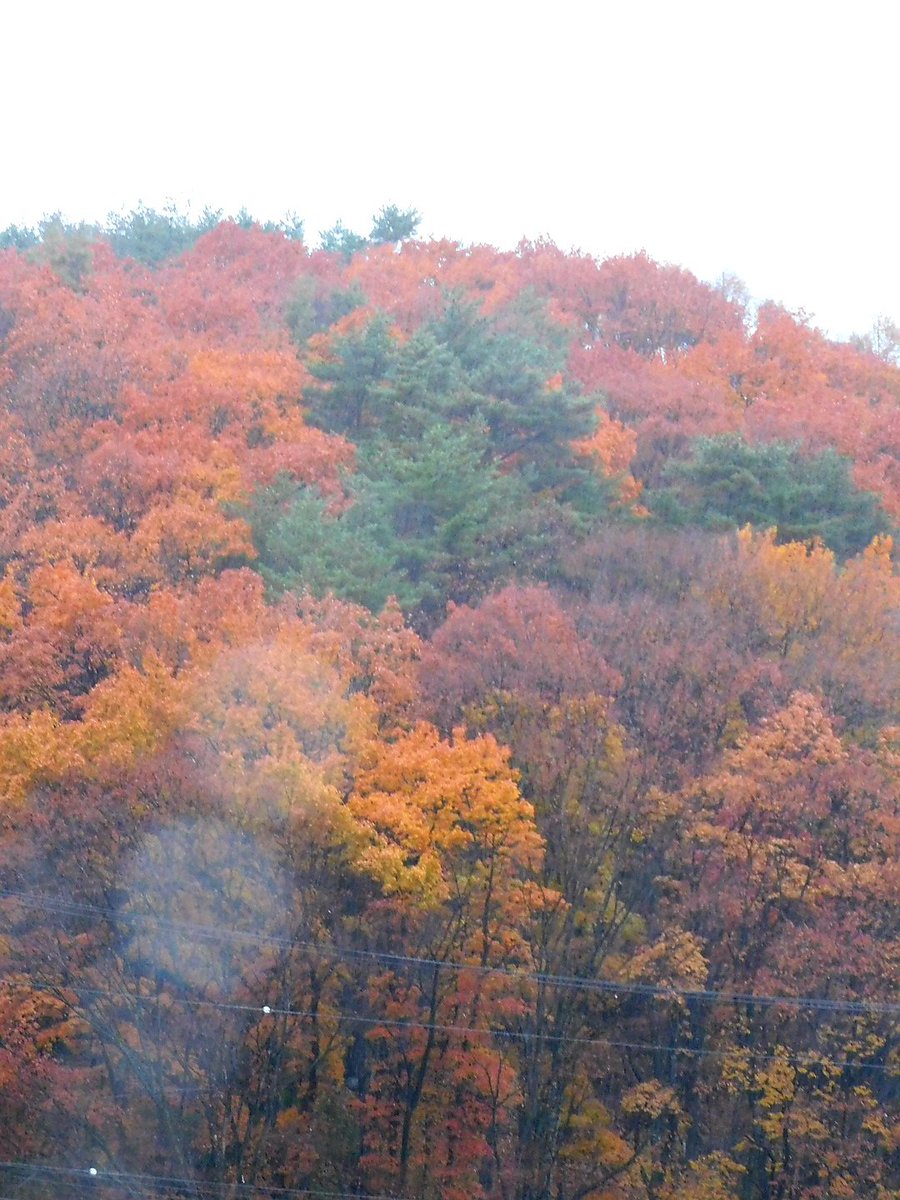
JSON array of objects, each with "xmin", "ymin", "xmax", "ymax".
[{"xmin": 0, "ymin": 218, "xmax": 896, "ymax": 1200}]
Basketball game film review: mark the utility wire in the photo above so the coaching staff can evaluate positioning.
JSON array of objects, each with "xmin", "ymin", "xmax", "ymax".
[
  {"xmin": 16, "ymin": 977, "xmax": 897, "ymax": 1073},
  {"xmin": 0, "ymin": 1162, "xmax": 400, "ymax": 1200},
  {"xmin": 3, "ymin": 889, "xmax": 897, "ymax": 1016}
]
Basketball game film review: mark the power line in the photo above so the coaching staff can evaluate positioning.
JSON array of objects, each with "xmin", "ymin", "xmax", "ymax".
[
  {"xmin": 3, "ymin": 889, "xmax": 897, "ymax": 1017},
  {"xmin": 0, "ymin": 1162, "xmax": 399, "ymax": 1200},
  {"xmin": 18, "ymin": 977, "xmax": 897, "ymax": 1074}
]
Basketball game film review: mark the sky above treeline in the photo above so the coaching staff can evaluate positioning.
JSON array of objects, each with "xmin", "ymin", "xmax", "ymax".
[{"xmin": 5, "ymin": 0, "xmax": 897, "ymax": 340}]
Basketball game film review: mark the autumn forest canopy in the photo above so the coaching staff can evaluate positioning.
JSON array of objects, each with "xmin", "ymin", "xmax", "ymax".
[{"xmin": 0, "ymin": 204, "xmax": 897, "ymax": 1200}]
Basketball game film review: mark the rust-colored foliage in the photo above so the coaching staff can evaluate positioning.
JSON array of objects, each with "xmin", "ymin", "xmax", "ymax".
[{"xmin": 0, "ymin": 221, "xmax": 896, "ymax": 1200}]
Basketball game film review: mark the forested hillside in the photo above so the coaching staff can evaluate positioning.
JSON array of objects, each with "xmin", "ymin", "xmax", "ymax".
[{"xmin": 0, "ymin": 208, "xmax": 897, "ymax": 1200}]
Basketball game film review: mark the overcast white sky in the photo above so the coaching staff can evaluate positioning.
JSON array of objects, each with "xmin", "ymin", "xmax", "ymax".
[{"xmin": 4, "ymin": 0, "xmax": 897, "ymax": 339}]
